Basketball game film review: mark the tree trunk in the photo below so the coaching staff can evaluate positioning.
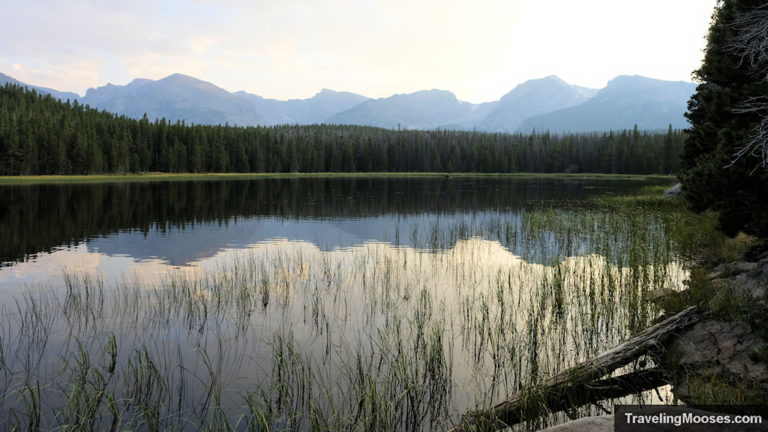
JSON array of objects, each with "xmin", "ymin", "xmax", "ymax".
[{"xmin": 449, "ymin": 306, "xmax": 702, "ymax": 431}]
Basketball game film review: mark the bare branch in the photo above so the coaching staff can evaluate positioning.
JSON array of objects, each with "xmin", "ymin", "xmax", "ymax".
[
  {"xmin": 725, "ymin": 5, "xmax": 768, "ymax": 171},
  {"xmin": 726, "ymin": 97, "xmax": 768, "ymax": 171},
  {"xmin": 729, "ymin": 5, "xmax": 768, "ymax": 77}
]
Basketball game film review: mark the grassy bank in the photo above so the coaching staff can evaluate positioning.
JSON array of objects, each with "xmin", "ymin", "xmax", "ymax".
[{"xmin": 0, "ymin": 172, "xmax": 676, "ymax": 185}]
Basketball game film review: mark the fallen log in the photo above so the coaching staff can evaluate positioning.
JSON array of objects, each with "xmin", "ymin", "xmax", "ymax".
[{"xmin": 449, "ymin": 305, "xmax": 702, "ymax": 431}]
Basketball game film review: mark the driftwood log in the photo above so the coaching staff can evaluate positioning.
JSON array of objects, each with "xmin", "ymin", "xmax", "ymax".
[{"xmin": 449, "ymin": 306, "xmax": 702, "ymax": 432}]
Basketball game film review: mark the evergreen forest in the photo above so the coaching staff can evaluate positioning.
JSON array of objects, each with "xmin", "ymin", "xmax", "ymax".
[
  {"xmin": 0, "ymin": 83, "xmax": 684, "ymax": 176},
  {"xmin": 681, "ymin": 0, "xmax": 768, "ymax": 238}
]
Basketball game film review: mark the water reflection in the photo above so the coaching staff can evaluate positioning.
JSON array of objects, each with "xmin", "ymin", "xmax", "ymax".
[
  {"xmin": 0, "ymin": 177, "xmax": 686, "ymax": 430},
  {"xmin": 0, "ymin": 177, "xmax": 666, "ymax": 267},
  {"xmin": 0, "ymin": 237, "xmax": 685, "ymax": 430}
]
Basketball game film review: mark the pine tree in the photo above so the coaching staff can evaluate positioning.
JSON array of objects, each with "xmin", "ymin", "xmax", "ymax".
[
  {"xmin": 0, "ymin": 82, "xmax": 687, "ymax": 179},
  {"xmin": 681, "ymin": 0, "xmax": 768, "ymax": 238}
]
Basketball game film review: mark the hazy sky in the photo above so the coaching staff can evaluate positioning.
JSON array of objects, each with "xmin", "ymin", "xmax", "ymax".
[{"xmin": 1, "ymin": 0, "xmax": 718, "ymax": 103}]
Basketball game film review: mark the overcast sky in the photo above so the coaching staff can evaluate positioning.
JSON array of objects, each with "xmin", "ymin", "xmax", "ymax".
[{"xmin": 1, "ymin": 0, "xmax": 718, "ymax": 103}]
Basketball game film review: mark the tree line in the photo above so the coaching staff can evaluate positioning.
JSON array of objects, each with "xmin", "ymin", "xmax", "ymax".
[{"xmin": 1, "ymin": 83, "xmax": 685, "ymax": 176}]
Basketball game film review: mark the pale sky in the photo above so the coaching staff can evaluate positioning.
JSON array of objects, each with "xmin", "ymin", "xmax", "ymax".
[{"xmin": 1, "ymin": 0, "xmax": 718, "ymax": 103}]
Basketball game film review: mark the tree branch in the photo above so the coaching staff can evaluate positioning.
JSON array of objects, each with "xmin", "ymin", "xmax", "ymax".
[{"xmin": 448, "ymin": 306, "xmax": 702, "ymax": 432}]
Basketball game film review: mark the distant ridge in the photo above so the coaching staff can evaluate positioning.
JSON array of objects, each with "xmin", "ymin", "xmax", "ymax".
[
  {"xmin": 0, "ymin": 72, "xmax": 79, "ymax": 102},
  {"xmin": 517, "ymin": 75, "xmax": 696, "ymax": 133},
  {"xmin": 1, "ymin": 72, "xmax": 696, "ymax": 132},
  {"xmin": 234, "ymin": 88, "xmax": 370, "ymax": 126},
  {"xmin": 477, "ymin": 75, "xmax": 597, "ymax": 132},
  {"xmin": 326, "ymin": 89, "xmax": 473, "ymax": 130},
  {"xmin": 80, "ymin": 73, "xmax": 265, "ymax": 126}
]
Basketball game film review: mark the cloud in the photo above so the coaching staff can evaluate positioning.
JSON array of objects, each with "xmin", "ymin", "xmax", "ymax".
[
  {"xmin": 0, "ymin": 0, "xmax": 717, "ymax": 102},
  {"xmin": 0, "ymin": 58, "xmax": 102, "ymax": 96}
]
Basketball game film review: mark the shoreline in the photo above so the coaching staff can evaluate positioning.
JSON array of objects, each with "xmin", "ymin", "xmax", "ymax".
[{"xmin": 0, "ymin": 172, "xmax": 676, "ymax": 185}]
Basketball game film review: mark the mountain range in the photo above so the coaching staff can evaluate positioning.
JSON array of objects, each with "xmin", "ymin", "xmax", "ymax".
[
  {"xmin": 0, "ymin": 71, "xmax": 696, "ymax": 133},
  {"xmin": 518, "ymin": 75, "xmax": 696, "ymax": 132},
  {"xmin": 0, "ymin": 72, "xmax": 80, "ymax": 102}
]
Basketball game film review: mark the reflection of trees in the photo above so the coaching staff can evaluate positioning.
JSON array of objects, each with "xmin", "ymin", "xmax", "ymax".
[{"xmin": 0, "ymin": 178, "xmax": 657, "ymax": 265}]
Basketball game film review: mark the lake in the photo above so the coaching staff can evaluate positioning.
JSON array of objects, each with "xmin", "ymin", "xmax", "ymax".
[{"xmin": 0, "ymin": 176, "xmax": 688, "ymax": 430}]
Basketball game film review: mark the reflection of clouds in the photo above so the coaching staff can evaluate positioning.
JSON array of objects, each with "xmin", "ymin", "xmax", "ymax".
[
  {"xmin": 448, "ymin": 236, "xmax": 530, "ymax": 267},
  {"xmin": 4, "ymin": 243, "xmax": 97, "ymax": 281},
  {"xmin": 2, "ymin": 237, "xmax": 689, "ymax": 298},
  {"xmin": 193, "ymin": 237, "xmax": 689, "ymax": 322},
  {"xmin": 0, "ymin": 243, "xmax": 194, "ymax": 294},
  {"xmin": 0, "ymin": 236, "xmax": 688, "ymax": 421}
]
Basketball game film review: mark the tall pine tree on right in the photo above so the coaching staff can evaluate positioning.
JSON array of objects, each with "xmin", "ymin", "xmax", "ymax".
[{"xmin": 681, "ymin": 0, "xmax": 768, "ymax": 242}]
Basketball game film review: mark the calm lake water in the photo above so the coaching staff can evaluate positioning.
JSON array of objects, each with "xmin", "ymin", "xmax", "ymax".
[{"xmin": 0, "ymin": 177, "xmax": 685, "ymax": 430}]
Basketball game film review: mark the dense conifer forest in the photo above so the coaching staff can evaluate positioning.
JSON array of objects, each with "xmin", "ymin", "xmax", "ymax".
[{"xmin": 0, "ymin": 83, "xmax": 684, "ymax": 175}]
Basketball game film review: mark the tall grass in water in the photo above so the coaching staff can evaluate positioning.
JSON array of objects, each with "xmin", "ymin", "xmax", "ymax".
[{"xmin": 0, "ymin": 189, "xmax": 700, "ymax": 430}]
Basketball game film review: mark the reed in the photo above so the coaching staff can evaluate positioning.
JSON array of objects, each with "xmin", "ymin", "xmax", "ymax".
[{"xmin": 0, "ymin": 186, "xmax": 708, "ymax": 430}]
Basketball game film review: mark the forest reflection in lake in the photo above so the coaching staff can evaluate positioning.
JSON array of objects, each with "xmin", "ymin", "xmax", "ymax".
[{"xmin": 0, "ymin": 177, "xmax": 687, "ymax": 430}]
